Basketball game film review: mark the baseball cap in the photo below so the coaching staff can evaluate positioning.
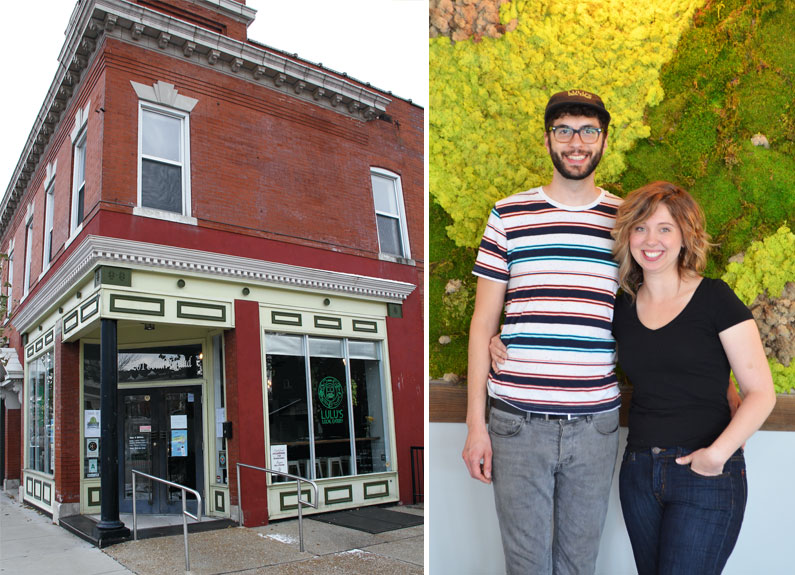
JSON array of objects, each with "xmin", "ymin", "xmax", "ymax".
[{"xmin": 544, "ymin": 90, "xmax": 611, "ymax": 126}]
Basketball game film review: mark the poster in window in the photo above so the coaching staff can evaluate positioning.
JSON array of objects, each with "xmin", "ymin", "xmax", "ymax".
[
  {"xmin": 87, "ymin": 458, "xmax": 99, "ymax": 477},
  {"xmin": 270, "ymin": 444, "xmax": 288, "ymax": 475},
  {"xmin": 171, "ymin": 414, "xmax": 188, "ymax": 429},
  {"xmin": 86, "ymin": 438, "xmax": 99, "ymax": 458},
  {"xmin": 171, "ymin": 429, "xmax": 188, "ymax": 457},
  {"xmin": 85, "ymin": 410, "xmax": 101, "ymax": 437}
]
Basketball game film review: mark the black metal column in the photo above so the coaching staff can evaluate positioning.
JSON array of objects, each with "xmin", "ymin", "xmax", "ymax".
[{"xmin": 94, "ymin": 318, "xmax": 130, "ymax": 544}]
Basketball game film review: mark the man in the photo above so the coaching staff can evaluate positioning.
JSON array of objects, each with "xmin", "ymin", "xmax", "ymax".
[{"xmin": 462, "ymin": 90, "xmax": 621, "ymax": 575}]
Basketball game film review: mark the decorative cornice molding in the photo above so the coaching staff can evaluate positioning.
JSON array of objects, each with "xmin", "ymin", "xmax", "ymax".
[
  {"xmin": 1, "ymin": 0, "xmax": 392, "ymax": 238},
  {"xmin": 11, "ymin": 235, "xmax": 416, "ymax": 334}
]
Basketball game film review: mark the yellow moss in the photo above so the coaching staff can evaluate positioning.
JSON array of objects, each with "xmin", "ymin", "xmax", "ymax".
[{"xmin": 431, "ymin": 0, "xmax": 708, "ymax": 247}]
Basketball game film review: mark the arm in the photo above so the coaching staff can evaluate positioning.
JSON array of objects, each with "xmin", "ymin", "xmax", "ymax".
[
  {"xmin": 462, "ymin": 276, "xmax": 507, "ymax": 484},
  {"xmin": 676, "ymin": 319, "xmax": 776, "ymax": 475}
]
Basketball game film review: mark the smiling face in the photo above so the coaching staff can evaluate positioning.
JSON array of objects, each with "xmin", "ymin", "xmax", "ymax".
[
  {"xmin": 545, "ymin": 114, "xmax": 606, "ymax": 181},
  {"xmin": 629, "ymin": 203, "xmax": 683, "ymax": 277}
]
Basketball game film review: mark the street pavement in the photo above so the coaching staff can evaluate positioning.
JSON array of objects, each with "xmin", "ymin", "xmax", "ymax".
[
  {"xmin": 0, "ymin": 489, "xmax": 133, "ymax": 574},
  {"xmin": 1, "ymin": 489, "xmax": 423, "ymax": 574}
]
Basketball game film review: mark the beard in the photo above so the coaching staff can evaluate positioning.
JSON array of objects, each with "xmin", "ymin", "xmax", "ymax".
[{"xmin": 549, "ymin": 143, "xmax": 605, "ymax": 181}]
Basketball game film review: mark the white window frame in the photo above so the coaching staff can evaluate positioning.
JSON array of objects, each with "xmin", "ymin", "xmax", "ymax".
[
  {"xmin": 370, "ymin": 167, "xmax": 412, "ymax": 262},
  {"xmin": 67, "ymin": 102, "xmax": 90, "ymax": 245},
  {"xmin": 130, "ymin": 81, "xmax": 198, "ymax": 226},
  {"xmin": 5, "ymin": 240, "xmax": 14, "ymax": 317},
  {"xmin": 135, "ymin": 102, "xmax": 193, "ymax": 223},
  {"xmin": 41, "ymin": 161, "xmax": 57, "ymax": 275},
  {"xmin": 23, "ymin": 205, "xmax": 34, "ymax": 298}
]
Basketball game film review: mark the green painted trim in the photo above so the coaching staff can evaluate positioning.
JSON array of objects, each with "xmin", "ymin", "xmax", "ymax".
[
  {"xmin": 44, "ymin": 330, "xmax": 54, "ymax": 345},
  {"xmin": 279, "ymin": 488, "xmax": 312, "ymax": 511},
  {"xmin": 26, "ymin": 477, "xmax": 33, "ymax": 496},
  {"xmin": 323, "ymin": 484, "xmax": 353, "ymax": 505},
  {"xmin": 176, "ymin": 301, "xmax": 227, "ymax": 322},
  {"xmin": 363, "ymin": 479, "xmax": 390, "ymax": 500},
  {"xmin": 214, "ymin": 490, "xmax": 225, "ymax": 512},
  {"xmin": 26, "ymin": 345, "xmax": 34, "ymax": 358},
  {"xmin": 94, "ymin": 266, "xmax": 132, "ymax": 287},
  {"xmin": 63, "ymin": 309, "xmax": 79, "ymax": 334},
  {"xmin": 34, "ymin": 479, "xmax": 42, "ymax": 500},
  {"xmin": 87, "ymin": 487, "xmax": 101, "ymax": 506},
  {"xmin": 387, "ymin": 303, "xmax": 403, "ymax": 318},
  {"xmin": 272, "ymin": 311, "xmax": 302, "ymax": 326},
  {"xmin": 109, "ymin": 294, "xmax": 165, "ymax": 316},
  {"xmin": 42, "ymin": 482, "xmax": 52, "ymax": 505},
  {"xmin": 314, "ymin": 315, "xmax": 342, "ymax": 330},
  {"xmin": 352, "ymin": 320, "xmax": 378, "ymax": 333},
  {"xmin": 35, "ymin": 338, "xmax": 43, "ymax": 352},
  {"xmin": 80, "ymin": 295, "xmax": 100, "ymax": 322}
]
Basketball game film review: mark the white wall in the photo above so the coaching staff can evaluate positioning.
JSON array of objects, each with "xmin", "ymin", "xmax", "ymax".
[{"xmin": 430, "ymin": 422, "xmax": 795, "ymax": 575}]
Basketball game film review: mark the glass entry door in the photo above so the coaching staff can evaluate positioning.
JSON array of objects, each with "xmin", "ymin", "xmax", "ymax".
[{"xmin": 119, "ymin": 386, "xmax": 203, "ymax": 514}]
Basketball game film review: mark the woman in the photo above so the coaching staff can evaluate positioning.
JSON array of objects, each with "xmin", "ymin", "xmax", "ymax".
[{"xmin": 611, "ymin": 181, "xmax": 776, "ymax": 574}]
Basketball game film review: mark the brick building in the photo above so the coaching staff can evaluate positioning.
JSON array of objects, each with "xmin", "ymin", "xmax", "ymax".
[{"xmin": 0, "ymin": 0, "xmax": 423, "ymax": 530}]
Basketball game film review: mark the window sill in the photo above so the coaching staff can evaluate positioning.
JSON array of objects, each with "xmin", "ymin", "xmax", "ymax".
[
  {"xmin": 133, "ymin": 206, "xmax": 198, "ymax": 226},
  {"xmin": 64, "ymin": 224, "xmax": 84, "ymax": 250},
  {"xmin": 378, "ymin": 253, "xmax": 416, "ymax": 266}
]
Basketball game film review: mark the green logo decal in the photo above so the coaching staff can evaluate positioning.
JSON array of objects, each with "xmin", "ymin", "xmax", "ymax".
[
  {"xmin": 318, "ymin": 376, "xmax": 345, "ymax": 424},
  {"xmin": 318, "ymin": 376, "xmax": 344, "ymax": 409}
]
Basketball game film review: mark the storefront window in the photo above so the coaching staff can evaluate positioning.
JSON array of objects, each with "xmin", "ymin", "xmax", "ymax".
[
  {"xmin": 27, "ymin": 351, "xmax": 54, "ymax": 474},
  {"xmin": 83, "ymin": 344, "xmax": 101, "ymax": 478},
  {"xmin": 266, "ymin": 333, "xmax": 390, "ymax": 481}
]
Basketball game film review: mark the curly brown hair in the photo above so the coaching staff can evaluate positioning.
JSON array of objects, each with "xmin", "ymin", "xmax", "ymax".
[{"xmin": 611, "ymin": 181, "xmax": 712, "ymax": 301}]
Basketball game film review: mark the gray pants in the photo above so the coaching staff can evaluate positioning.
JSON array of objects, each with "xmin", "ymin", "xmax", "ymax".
[{"xmin": 489, "ymin": 407, "xmax": 619, "ymax": 575}]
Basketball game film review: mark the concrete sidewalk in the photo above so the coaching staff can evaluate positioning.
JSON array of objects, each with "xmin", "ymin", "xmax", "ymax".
[
  {"xmin": 1, "ymin": 489, "xmax": 423, "ymax": 575},
  {"xmin": 0, "ymin": 490, "xmax": 134, "ymax": 575}
]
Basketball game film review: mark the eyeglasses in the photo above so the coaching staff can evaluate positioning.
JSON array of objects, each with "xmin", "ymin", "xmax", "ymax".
[{"xmin": 548, "ymin": 125, "xmax": 603, "ymax": 144}]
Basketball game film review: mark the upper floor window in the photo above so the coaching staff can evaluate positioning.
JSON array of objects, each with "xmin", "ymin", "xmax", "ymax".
[
  {"xmin": 70, "ymin": 102, "xmax": 90, "ymax": 237},
  {"xmin": 131, "ymin": 81, "xmax": 198, "ymax": 225},
  {"xmin": 139, "ymin": 104, "xmax": 190, "ymax": 215},
  {"xmin": 43, "ymin": 161, "xmax": 56, "ymax": 268},
  {"xmin": 23, "ymin": 206, "xmax": 34, "ymax": 297},
  {"xmin": 6, "ymin": 241, "xmax": 14, "ymax": 315},
  {"xmin": 370, "ymin": 168, "xmax": 411, "ymax": 260}
]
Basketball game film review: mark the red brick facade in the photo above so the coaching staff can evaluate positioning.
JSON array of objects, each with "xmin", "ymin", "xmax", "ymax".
[
  {"xmin": 1, "ymin": 0, "xmax": 423, "ymax": 523},
  {"xmin": 54, "ymin": 336, "xmax": 81, "ymax": 504}
]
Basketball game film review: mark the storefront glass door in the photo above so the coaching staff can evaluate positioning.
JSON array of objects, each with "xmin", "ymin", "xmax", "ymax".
[{"xmin": 119, "ymin": 387, "xmax": 203, "ymax": 514}]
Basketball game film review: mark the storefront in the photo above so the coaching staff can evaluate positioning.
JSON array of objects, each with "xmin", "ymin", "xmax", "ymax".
[{"xmin": 17, "ymin": 246, "xmax": 414, "ymax": 523}]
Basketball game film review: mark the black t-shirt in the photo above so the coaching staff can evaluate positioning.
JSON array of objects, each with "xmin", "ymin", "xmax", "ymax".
[{"xmin": 613, "ymin": 278, "xmax": 753, "ymax": 449}]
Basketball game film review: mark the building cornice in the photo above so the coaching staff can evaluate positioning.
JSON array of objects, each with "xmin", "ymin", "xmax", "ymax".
[
  {"xmin": 11, "ymin": 235, "xmax": 416, "ymax": 334},
  {"xmin": 1, "ymin": 0, "xmax": 392, "ymax": 237}
]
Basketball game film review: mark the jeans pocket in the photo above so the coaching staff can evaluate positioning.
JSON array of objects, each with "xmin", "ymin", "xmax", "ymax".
[
  {"xmin": 673, "ymin": 464, "xmax": 733, "ymax": 510},
  {"xmin": 592, "ymin": 410, "xmax": 619, "ymax": 435},
  {"xmin": 488, "ymin": 409, "xmax": 524, "ymax": 438}
]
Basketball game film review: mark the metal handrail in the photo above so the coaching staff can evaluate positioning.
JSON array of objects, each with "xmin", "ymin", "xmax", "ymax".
[
  {"xmin": 236, "ymin": 463, "xmax": 318, "ymax": 552},
  {"xmin": 131, "ymin": 470, "xmax": 202, "ymax": 572}
]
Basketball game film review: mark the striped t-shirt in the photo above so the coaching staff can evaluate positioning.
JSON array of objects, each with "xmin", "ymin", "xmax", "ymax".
[{"xmin": 472, "ymin": 187, "xmax": 622, "ymax": 414}]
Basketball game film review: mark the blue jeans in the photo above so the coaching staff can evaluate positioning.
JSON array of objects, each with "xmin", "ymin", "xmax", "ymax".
[
  {"xmin": 489, "ymin": 407, "xmax": 619, "ymax": 575},
  {"xmin": 619, "ymin": 447, "xmax": 747, "ymax": 575}
]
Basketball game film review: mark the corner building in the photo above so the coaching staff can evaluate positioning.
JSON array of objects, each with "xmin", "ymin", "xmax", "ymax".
[{"xmin": 0, "ymin": 0, "xmax": 423, "ymax": 527}]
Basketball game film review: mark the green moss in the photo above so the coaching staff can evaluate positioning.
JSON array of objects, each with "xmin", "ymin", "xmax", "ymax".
[
  {"xmin": 430, "ymin": 199, "xmax": 478, "ymax": 378},
  {"xmin": 430, "ymin": 0, "xmax": 795, "ymax": 386}
]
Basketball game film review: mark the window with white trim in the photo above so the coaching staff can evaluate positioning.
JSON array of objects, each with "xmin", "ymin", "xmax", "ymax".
[
  {"xmin": 5, "ymin": 241, "xmax": 13, "ymax": 315},
  {"xmin": 370, "ymin": 168, "xmax": 411, "ymax": 259},
  {"xmin": 28, "ymin": 350, "xmax": 55, "ymax": 475},
  {"xmin": 43, "ymin": 162, "xmax": 56, "ymax": 267},
  {"xmin": 138, "ymin": 103, "xmax": 191, "ymax": 216},
  {"xmin": 23, "ymin": 208, "xmax": 34, "ymax": 297},
  {"xmin": 70, "ymin": 103, "xmax": 89, "ymax": 236}
]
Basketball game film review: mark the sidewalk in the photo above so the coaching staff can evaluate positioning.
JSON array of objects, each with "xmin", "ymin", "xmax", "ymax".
[
  {"xmin": 0, "ymin": 490, "xmax": 133, "ymax": 575},
  {"xmin": 1, "ymin": 489, "xmax": 423, "ymax": 575}
]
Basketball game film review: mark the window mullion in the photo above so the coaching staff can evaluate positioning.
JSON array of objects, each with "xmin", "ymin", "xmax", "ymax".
[
  {"xmin": 303, "ymin": 335, "xmax": 316, "ymax": 480},
  {"xmin": 343, "ymin": 339, "xmax": 357, "ymax": 476}
]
